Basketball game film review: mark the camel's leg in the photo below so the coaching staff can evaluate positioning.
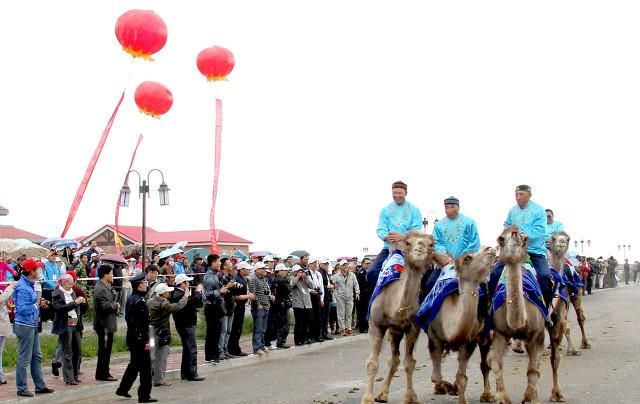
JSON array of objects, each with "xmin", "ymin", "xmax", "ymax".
[
  {"xmin": 453, "ymin": 341, "xmax": 476, "ymax": 404},
  {"xmin": 362, "ymin": 325, "xmax": 386, "ymax": 404},
  {"xmin": 564, "ymin": 325, "xmax": 579, "ymax": 356},
  {"xmin": 478, "ymin": 335, "xmax": 494, "ymax": 403},
  {"xmin": 573, "ymin": 296, "xmax": 590, "ymax": 349},
  {"xmin": 402, "ymin": 327, "xmax": 420, "ymax": 404},
  {"xmin": 489, "ymin": 333, "xmax": 511, "ymax": 404},
  {"xmin": 375, "ymin": 330, "xmax": 402, "ymax": 403},
  {"xmin": 549, "ymin": 316, "xmax": 567, "ymax": 402},
  {"xmin": 429, "ymin": 336, "xmax": 454, "ymax": 395},
  {"xmin": 521, "ymin": 332, "xmax": 544, "ymax": 404}
]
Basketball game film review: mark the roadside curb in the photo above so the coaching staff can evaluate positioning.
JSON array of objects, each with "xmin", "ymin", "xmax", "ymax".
[{"xmin": 2, "ymin": 335, "xmax": 367, "ymax": 403}]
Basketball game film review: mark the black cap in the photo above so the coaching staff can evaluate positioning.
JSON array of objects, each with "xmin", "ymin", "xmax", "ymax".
[{"xmin": 130, "ymin": 272, "xmax": 147, "ymax": 285}]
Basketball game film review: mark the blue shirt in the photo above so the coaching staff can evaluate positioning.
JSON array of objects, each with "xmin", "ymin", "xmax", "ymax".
[
  {"xmin": 376, "ymin": 201, "xmax": 423, "ymax": 248},
  {"xmin": 173, "ymin": 262, "xmax": 185, "ymax": 276},
  {"xmin": 504, "ymin": 200, "xmax": 547, "ymax": 255},
  {"xmin": 545, "ymin": 221, "xmax": 565, "ymax": 239},
  {"xmin": 42, "ymin": 260, "xmax": 64, "ymax": 290},
  {"xmin": 13, "ymin": 276, "xmax": 39, "ymax": 327},
  {"xmin": 433, "ymin": 214, "xmax": 481, "ymax": 259}
]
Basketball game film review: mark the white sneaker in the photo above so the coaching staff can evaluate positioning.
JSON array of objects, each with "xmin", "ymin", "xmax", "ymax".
[
  {"xmin": 255, "ymin": 350, "xmax": 265, "ymax": 357},
  {"xmin": 263, "ymin": 348, "xmax": 271, "ymax": 355}
]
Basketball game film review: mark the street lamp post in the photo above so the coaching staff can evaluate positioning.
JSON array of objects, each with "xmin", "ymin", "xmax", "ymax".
[
  {"xmin": 618, "ymin": 244, "xmax": 631, "ymax": 260},
  {"xmin": 119, "ymin": 169, "xmax": 170, "ymax": 268},
  {"xmin": 362, "ymin": 247, "xmax": 369, "ymax": 256},
  {"xmin": 422, "ymin": 217, "xmax": 428, "ymax": 232},
  {"xmin": 573, "ymin": 239, "xmax": 591, "ymax": 254}
]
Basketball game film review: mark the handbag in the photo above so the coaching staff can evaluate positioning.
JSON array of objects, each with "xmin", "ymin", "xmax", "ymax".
[{"xmin": 157, "ymin": 328, "xmax": 171, "ymax": 346}]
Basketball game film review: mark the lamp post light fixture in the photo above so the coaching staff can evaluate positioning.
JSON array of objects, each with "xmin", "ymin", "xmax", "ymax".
[
  {"xmin": 362, "ymin": 247, "xmax": 369, "ymax": 256},
  {"xmin": 422, "ymin": 217, "xmax": 428, "ymax": 232},
  {"xmin": 119, "ymin": 168, "xmax": 170, "ymax": 268},
  {"xmin": 573, "ymin": 239, "xmax": 591, "ymax": 254},
  {"xmin": 618, "ymin": 244, "xmax": 631, "ymax": 260}
]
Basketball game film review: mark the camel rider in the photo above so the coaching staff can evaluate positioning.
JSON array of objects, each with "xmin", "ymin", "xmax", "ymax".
[
  {"xmin": 366, "ymin": 181, "xmax": 423, "ymax": 291},
  {"xmin": 544, "ymin": 209, "xmax": 564, "ymax": 249},
  {"xmin": 488, "ymin": 185, "xmax": 553, "ymax": 318},
  {"xmin": 423, "ymin": 196, "xmax": 481, "ymax": 295}
]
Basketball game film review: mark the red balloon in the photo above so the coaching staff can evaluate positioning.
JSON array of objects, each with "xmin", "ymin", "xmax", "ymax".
[
  {"xmin": 134, "ymin": 81, "xmax": 173, "ymax": 118},
  {"xmin": 196, "ymin": 46, "xmax": 235, "ymax": 81},
  {"xmin": 115, "ymin": 10, "xmax": 167, "ymax": 60}
]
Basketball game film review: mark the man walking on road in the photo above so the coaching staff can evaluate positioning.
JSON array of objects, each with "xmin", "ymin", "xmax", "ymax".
[{"xmin": 93, "ymin": 264, "xmax": 119, "ymax": 382}]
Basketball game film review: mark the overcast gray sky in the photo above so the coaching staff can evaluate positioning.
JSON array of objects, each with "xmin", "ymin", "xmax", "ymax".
[{"xmin": 1, "ymin": 1, "xmax": 637, "ymax": 260}]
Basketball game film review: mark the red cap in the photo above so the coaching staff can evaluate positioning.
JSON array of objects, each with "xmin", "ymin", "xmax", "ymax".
[
  {"xmin": 176, "ymin": 254, "xmax": 184, "ymax": 260},
  {"xmin": 66, "ymin": 271, "xmax": 78, "ymax": 280},
  {"xmin": 22, "ymin": 259, "xmax": 39, "ymax": 272}
]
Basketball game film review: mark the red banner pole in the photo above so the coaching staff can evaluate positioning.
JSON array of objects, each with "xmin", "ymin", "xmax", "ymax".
[
  {"xmin": 60, "ymin": 91, "xmax": 125, "ymax": 238},
  {"xmin": 209, "ymin": 98, "xmax": 223, "ymax": 254}
]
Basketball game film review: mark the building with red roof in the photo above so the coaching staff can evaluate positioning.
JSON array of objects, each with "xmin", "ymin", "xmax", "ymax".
[{"xmin": 79, "ymin": 225, "xmax": 252, "ymax": 256}]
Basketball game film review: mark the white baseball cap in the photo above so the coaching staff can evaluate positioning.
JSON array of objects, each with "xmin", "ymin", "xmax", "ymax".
[
  {"xmin": 155, "ymin": 283, "xmax": 174, "ymax": 295},
  {"xmin": 254, "ymin": 262, "xmax": 266, "ymax": 270},
  {"xmin": 308, "ymin": 256, "xmax": 318, "ymax": 264},
  {"xmin": 174, "ymin": 274, "xmax": 193, "ymax": 285},
  {"xmin": 263, "ymin": 255, "xmax": 274, "ymax": 262},
  {"xmin": 339, "ymin": 259, "xmax": 349, "ymax": 266},
  {"xmin": 275, "ymin": 263, "xmax": 287, "ymax": 272},
  {"xmin": 236, "ymin": 261, "xmax": 250, "ymax": 270},
  {"xmin": 319, "ymin": 257, "xmax": 330, "ymax": 264},
  {"xmin": 292, "ymin": 264, "xmax": 302, "ymax": 272}
]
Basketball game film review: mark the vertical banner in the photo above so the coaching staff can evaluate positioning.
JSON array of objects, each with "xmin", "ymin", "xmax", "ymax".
[
  {"xmin": 114, "ymin": 134, "xmax": 144, "ymax": 253},
  {"xmin": 209, "ymin": 98, "xmax": 223, "ymax": 254},
  {"xmin": 60, "ymin": 91, "xmax": 125, "ymax": 237}
]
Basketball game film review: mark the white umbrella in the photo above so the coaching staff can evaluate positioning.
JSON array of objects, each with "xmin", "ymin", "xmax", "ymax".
[
  {"xmin": 158, "ymin": 247, "xmax": 183, "ymax": 259},
  {"xmin": 10, "ymin": 244, "xmax": 49, "ymax": 259},
  {"xmin": 0, "ymin": 238, "xmax": 20, "ymax": 254},
  {"xmin": 172, "ymin": 240, "xmax": 188, "ymax": 250}
]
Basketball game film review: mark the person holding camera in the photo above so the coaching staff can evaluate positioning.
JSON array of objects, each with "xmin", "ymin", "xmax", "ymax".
[
  {"xmin": 290, "ymin": 262, "xmax": 315, "ymax": 345},
  {"xmin": 228, "ymin": 262, "xmax": 255, "ymax": 357},
  {"xmin": 203, "ymin": 254, "xmax": 228, "ymax": 363},
  {"xmin": 147, "ymin": 282, "xmax": 189, "ymax": 387},
  {"xmin": 171, "ymin": 274, "xmax": 205, "ymax": 381},
  {"xmin": 117, "ymin": 272, "xmax": 156, "ymax": 403},
  {"xmin": 13, "ymin": 259, "xmax": 55, "ymax": 397},
  {"xmin": 218, "ymin": 258, "xmax": 237, "ymax": 359},
  {"xmin": 272, "ymin": 263, "xmax": 293, "ymax": 348},
  {"xmin": 51, "ymin": 274, "xmax": 86, "ymax": 385},
  {"xmin": 307, "ymin": 257, "xmax": 325, "ymax": 343}
]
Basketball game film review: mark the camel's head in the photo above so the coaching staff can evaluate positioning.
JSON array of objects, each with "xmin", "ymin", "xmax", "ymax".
[
  {"xmin": 550, "ymin": 231, "xmax": 570, "ymax": 258},
  {"xmin": 455, "ymin": 246, "xmax": 497, "ymax": 283},
  {"xmin": 396, "ymin": 231, "xmax": 434, "ymax": 269},
  {"xmin": 497, "ymin": 226, "xmax": 528, "ymax": 265}
]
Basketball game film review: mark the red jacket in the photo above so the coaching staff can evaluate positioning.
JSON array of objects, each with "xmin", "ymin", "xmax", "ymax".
[{"xmin": 580, "ymin": 262, "xmax": 591, "ymax": 279}]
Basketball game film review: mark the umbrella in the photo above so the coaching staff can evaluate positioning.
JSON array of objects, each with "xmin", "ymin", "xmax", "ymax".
[
  {"xmin": 172, "ymin": 240, "xmax": 188, "ymax": 250},
  {"xmin": 233, "ymin": 249, "xmax": 248, "ymax": 260},
  {"xmin": 100, "ymin": 254, "xmax": 128, "ymax": 266},
  {"xmin": 249, "ymin": 251, "xmax": 272, "ymax": 258},
  {"xmin": 41, "ymin": 237, "xmax": 64, "ymax": 248},
  {"xmin": 121, "ymin": 244, "xmax": 138, "ymax": 253},
  {"xmin": 158, "ymin": 247, "xmax": 183, "ymax": 259},
  {"xmin": 184, "ymin": 248, "xmax": 210, "ymax": 261},
  {"xmin": 336, "ymin": 256, "xmax": 355, "ymax": 262},
  {"xmin": 73, "ymin": 246, "xmax": 104, "ymax": 257},
  {"xmin": 53, "ymin": 239, "xmax": 82, "ymax": 250},
  {"xmin": 13, "ymin": 238, "xmax": 35, "ymax": 246},
  {"xmin": 288, "ymin": 250, "xmax": 310, "ymax": 258},
  {"xmin": 10, "ymin": 244, "xmax": 49, "ymax": 259},
  {"xmin": 0, "ymin": 238, "xmax": 20, "ymax": 253}
]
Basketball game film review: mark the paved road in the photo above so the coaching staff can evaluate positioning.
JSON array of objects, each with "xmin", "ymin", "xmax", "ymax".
[{"xmin": 36, "ymin": 285, "xmax": 640, "ymax": 404}]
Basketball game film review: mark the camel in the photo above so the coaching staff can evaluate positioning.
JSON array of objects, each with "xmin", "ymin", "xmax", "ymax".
[
  {"xmin": 545, "ymin": 232, "xmax": 575, "ymax": 402},
  {"xmin": 563, "ymin": 261, "xmax": 591, "ymax": 353},
  {"xmin": 362, "ymin": 231, "xmax": 433, "ymax": 404},
  {"xmin": 490, "ymin": 227, "xmax": 547, "ymax": 404},
  {"xmin": 425, "ymin": 247, "xmax": 497, "ymax": 404}
]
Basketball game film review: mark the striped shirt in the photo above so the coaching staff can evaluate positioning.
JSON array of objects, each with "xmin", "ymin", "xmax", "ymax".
[{"xmin": 248, "ymin": 275, "xmax": 271, "ymax": 310}]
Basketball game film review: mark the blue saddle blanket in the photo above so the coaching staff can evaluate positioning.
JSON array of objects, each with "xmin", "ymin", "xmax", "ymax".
[
  {"xmin": 491, "ymin": 264, "xmax": 548, "ymax": 319},
  {"xmin": 367, "ymin": 249, "xmax": 405, "ymax": 320},
  {"xmin": 415, "ymin": 264, "xmax": 485, "ymax": 332},
  {"xmin": 550, "ymin": 268, "xmax": 569, "ymax": 307},
  {"xmin": 563, "ymin": 261, "xmax": 584, "ymax": 292}
]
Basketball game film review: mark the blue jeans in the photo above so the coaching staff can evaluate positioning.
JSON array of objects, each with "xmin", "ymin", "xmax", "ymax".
[
  {"xmin": 14, "ymin": 324, "xmax": 47, "ymax": 393},
  {"xmin": 366, "ymin": 248, "xmax": 390, "ymax": 291},
  {"xmin": 251, "ymin": 308, "xmax": 269, "ymax": 352},
  {"xmin": 489, "ymin": 252, "xmax": 551, "ymax": 305},
  {"xmin": 218, "ymin": 312, "xmax": 235, "ymax": 355}
]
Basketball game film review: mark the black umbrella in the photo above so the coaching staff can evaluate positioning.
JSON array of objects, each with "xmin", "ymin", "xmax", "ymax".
[
  {"xmin": 100, "ymin": 254, "xmax": 128, "ymax": 266},
  {"xmin": 288, "ymin": 250, "xmax": 310, "ymax": 258}
]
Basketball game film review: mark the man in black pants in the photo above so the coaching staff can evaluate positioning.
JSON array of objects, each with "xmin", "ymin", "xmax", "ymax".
[
  {"xmin": 203, "ymin": 254, "xmax": 227, "ymax": 363},
  {"xmin": 355, "ymin": 258, "xmax": 371, "ymax": 333},
  {"xmin": 228, "ymin": 262, "xmax": 254, "ymax": 356},
  {"xmin": 318, "ymin": 258, "xmax": 334, "ymax": 340},
  {"xmin": 290, "ymin": 264, "xmax": 315, "ymax": 345},
  {"xmin": 116, "ymin": 272, "xmax": 156, "ymax": 403},
  {"xmin": 171, "ymin": 274, "xmax": 205, "ymax": 381},
  {"xmin": 93, "ymin": 264, "xmax": 119, "ymax": 382},
  {"xmin": 307, "ymin": 257, "xmax": 325, "ymax": 342}
]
